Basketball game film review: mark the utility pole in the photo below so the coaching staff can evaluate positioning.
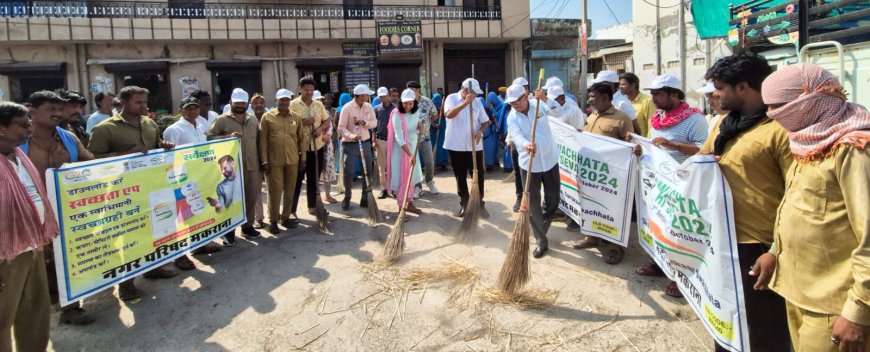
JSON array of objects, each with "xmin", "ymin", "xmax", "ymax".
[
  {"xmin": 655, "ymin": 0, "xmax": 662, "ymax": 75},
  {"xmin": 678, "ymin": 0, "xmax": 686, "ymax": 90},
  {"xmin": 579, "ymin": 0, "xmax": 588, "ymax": 110}
]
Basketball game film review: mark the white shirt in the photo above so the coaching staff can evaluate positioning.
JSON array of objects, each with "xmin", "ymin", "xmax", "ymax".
[
  {"xmin": 163, "ymin": 117, "xmax": 209, "ymax": 146},
  {"xmin": 10, "ymin": 158, "xmax": 45, "ymax": 225},
  {"xmin": 507, "ymin": 99, "xmax": 559, "ymax": 173},
  {"xmin": 613, "ymin": 91, "xmax": 638, "ymax": 120},
  {"xmin": 546, "ymin": 98, "xmax": 586, "ymax": 130},
  {"xmin": 86, "ymin": 111, "xmax": 111, "ymax": 134},
  {"xmin": 443, "ymin": 92, "xmax": 489, "ymax": 152},
  {"xmin": 200, "ymin": 111, "xmax": 220, "ymax": 131}
]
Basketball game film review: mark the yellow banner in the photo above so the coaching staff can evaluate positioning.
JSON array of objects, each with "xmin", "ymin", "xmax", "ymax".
[{"xmin": 47, "ymin": 139, "xmax": 245, "ymax": 306}]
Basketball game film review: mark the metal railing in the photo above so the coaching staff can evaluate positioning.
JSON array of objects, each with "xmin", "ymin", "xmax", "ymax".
[{"xmin": 0, "ymin": 1, "xmax": 501, "ymax": 20}]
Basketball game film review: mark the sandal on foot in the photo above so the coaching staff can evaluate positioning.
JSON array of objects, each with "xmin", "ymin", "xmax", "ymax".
[
  {"xmin": 572, "ymin": 237, "xmax": 600, "ymax": 250},
  {"xmin": 636, "ymin": 262, "xmax": 665, "ymax": 277},
  {"xmin": 665, "ymin": 281, "xmax": 684, "ymax": 298}
]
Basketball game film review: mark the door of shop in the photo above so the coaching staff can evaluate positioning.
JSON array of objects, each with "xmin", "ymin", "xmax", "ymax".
[
  {"xmin": 104, "ymin": 61, "xmax": 172, "ymax": 115},
  {"xmin": 443, "ymin": 46, "xmax": 506, "ymax": 94}
]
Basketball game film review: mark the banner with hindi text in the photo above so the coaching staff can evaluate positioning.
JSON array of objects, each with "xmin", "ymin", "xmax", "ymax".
[{"xmin": 47, "ymin": 139, "xmax": 245, "ymax": 306}]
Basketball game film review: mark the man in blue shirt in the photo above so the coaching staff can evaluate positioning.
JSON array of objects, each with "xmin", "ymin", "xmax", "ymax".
[{"xmin": 505, "ymin": 83, "xmax": 560, "ymax": 258}]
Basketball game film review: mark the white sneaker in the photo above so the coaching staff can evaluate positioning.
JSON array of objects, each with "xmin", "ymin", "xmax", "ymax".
[
  {"xmin": 427, "ymin": 181, "xmax": 439, "ymax": 195},
  {"xmin": 413, "ymin": 185, "xmax": 423, "ymax": 198}
]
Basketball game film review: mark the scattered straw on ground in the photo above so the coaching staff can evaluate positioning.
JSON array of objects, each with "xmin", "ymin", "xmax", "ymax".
[
  {"xmin": 404, "ymin": 262, "xmax": 481, "ymax": 287},
  {"xmin": 476, "ymin": 286, "xmax": 559, "ymax": 309}
]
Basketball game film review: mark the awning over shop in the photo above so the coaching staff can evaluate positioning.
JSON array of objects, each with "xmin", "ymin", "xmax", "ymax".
[
  {"xmin": 0, "ymin": 62, "xmax": 66, "ymax": 76},
  {"xmin": 205, "ymin": 60, "xmax": 262, "ymax": 70},
  {"xmin": 103, "ymin": 61, "xmax": 169, "ymax": 74}
]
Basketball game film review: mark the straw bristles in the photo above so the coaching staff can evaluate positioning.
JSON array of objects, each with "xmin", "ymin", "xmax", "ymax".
[
  {"xmin": 458, "ymin": 170, "xmax": 481, "ymax": 240},
  {"xmin": 477, "ymin": 286, "xmax": 558, "ymax": 309},
  {"xmin": 381, "ymin": 209, "xmax": 407, "ymax": 263},
  {"xmin": 404, "ymin": 262, "xmax": 481, "ymax": 287},
  {"xmin": 496, "ymin": 193, "xmax": 531, "ymax": 294},
  {"xmin": 365, "ymin": 190, "xmax": 382, "ymax": 226},
  {"xmin": 502, "ymin": 170, "xmax": 515, "ymax": 183},
  {"xmin": 314, "ymin": 196, "xmax": 330, "ymax": 233}
]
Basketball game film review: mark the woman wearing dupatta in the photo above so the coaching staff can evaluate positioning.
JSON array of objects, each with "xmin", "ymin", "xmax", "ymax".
[{"xmin": 387, "ymin": 89, "xmax": 424, "ymax": 214}]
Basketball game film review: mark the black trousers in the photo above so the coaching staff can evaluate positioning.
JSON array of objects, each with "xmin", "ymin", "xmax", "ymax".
[
  {"xmin": 511, "ymin": 147, "xmax": 522, "ymax": 200},
  {"xmin": 291, "ymin": 148, "xmax": 325, "ymax": 213},
  {"xmin": 518, "ymin": 163, "xmax": 561, "ymax": 248},
  {"xmin": 714, "ymin": 243, "xmax": 791, "ymax": 352},
  {"xmin": 448, "ymin": 150, "xmax": 486, "ymax": 208}
]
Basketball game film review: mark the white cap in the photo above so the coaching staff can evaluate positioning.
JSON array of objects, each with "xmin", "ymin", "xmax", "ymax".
[
  {"xmin": 353, "ymin": 84, "xmax": 375, "ymax": 96},
  {"xmin": 512, "ymin": 77, "xmax": 529, "ymax": 86},
  {"xmin": 313, "ymin": 90, "xmax": 324, "ymax": 100},
  {"xmin": 593, "ymin": 70, "xmax": 620, "ymax": 83},
  {"xmin": 376, "ymin": 87, "xmax": 389, "ymax": 97},
  {"xmin": 230, "ymin": 88, "xmax": 249, "ymax": 103},
  {"xmin": 644, "ymin": 74, "xmax": 683, "ymax": 91},
  {"xmin": 696, "ymin": 80, "xmax": 715, "ymax": 94},
  {"xmin": 504, "ymin": 83, "xmax": 527, "ymax": 104},
  {"xmin": 400, "ymin": 88, "xmax": 416, "ymax": 103},
  {"xmin": 542, "ymin": 76, "xmax": 564, "ymax": 89},
  {"xmin": 461, "ymin": 78, "xmax": 484, "ymax": 94},
  {"xmin": 546, "ymin": 86, "xmax": 565, "ymax": 100},
  {"xmin": 276, "ymin": 88, "xmax": 294, "ymax": 100}
]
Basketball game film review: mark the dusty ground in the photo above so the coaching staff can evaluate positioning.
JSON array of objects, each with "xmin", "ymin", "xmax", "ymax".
[{"xmin": 48, "ymin": 169, "xmax": 712, "ymax": 352}]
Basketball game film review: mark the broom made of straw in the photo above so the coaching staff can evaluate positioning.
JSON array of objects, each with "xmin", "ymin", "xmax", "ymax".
[
  {"xmin": 382, "ymin": 132, "xmax": 422, "ymax": 263},
  {"xmin": 309, "ymin": 126, "xmax": 330, "ymax": 233},
  {"xmin": 496, "ymin": 68, "xmax": 545, "ymax": 295},
  {"xmin": 357, "ymin": 126, "xmax": 383, "ymax": 226},
  {"xmin": 459, "ymin": 74, "xmax": 483, "ymax": 238}
]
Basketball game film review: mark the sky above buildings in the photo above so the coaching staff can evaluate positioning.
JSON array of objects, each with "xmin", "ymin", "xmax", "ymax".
[{"xmin": 529, "ymin": 0, "xmax": 633, "ymax": 32}]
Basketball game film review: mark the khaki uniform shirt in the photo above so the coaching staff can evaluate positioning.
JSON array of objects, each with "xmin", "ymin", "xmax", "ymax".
[
  {"xmin": 209, "ymin": 113, "xmax": 260, "ymax": 172},
  {"xmin": 289, "ymin": 97, "xmax": 330, "ymax": 151},
  {"xmin": 699, "ymin": 117, "xmax": 792, "ymax": 244},
  {"xmin": 88, "ymin": 115, "xmax": 161, "ymax": 158},
  {"xmin": 26, "ymin": 132, "xmax": 94, "ymax": 182},
  {"xmin": 630, "ymin": 93, "xmax": 656, "ymax": 137},
  {"xmin": 583, "ymin": 106, "xmax": 634, "ymax": 140},
  {"xmin": 258, "ymin": 108, "xmax": 305, "ymax": 166},
  {"xmin": 771, "ymin": 145, "xmax": 870, "ymax": 324}
]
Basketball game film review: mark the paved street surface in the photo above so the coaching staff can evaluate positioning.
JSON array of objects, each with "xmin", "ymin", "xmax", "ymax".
[{"xmin": 49, "ymin": 169, "xmax": 710, "ymax": 351}]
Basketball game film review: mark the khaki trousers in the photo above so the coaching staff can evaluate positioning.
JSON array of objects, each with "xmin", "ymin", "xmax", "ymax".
[
  {"xmin": 786, "ymin": 301, "xmax": 870, "ymax": 352},
  {"xmin": 266, "ymin": 164, "xmax": 298, "ymax": 224},
  {"xmin": 0, "ymin": 250, "xmax": 50, "ymax": 352},
  {"xmin": 243, "ymin": 169, "xmax": 262, "ymax": 228},
  {"xmin": 255, "ymin": 174, "xmax": 265, "ymax": 222},
  {"xmin": 375, "ymin": 139, "xmax": 388, "ymax": 191}
]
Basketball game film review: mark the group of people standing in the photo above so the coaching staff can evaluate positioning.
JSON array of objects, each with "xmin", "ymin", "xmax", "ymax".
[{"xmin": 1, "ymin": 50, "xmax": 868, "ymax": 352}]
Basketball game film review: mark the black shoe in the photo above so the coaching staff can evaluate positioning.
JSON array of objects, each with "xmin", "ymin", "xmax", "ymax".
[
  {"xmin": 253, "ymin": 220, "xmax": 266, "ymax": 229},
  {"xmin": 242, "ymin": 226, "xmax": 261, "ymax": 239},
  {"xmin": 455, "ymin": 207, "xmax": 466, "ymax": 218},
  {"xmin": 513, "ymin": 199, "xmax": 521, "ymax": 212},
  {"xmin": 360, "ymin": 195, "xmax": 368, "ymax": 208},
  {"xmin": 566, "ymin": 221, "xmax": 581, "ymax": 232},
  {"xmin": 269, "ymin": 223, "xmax": 281, "ymax": 234},
  {"xmin": 378, "ymin": 190, "xmax": 388, "ymax": 199},
  {"xmin": 281, "ymin": 219, "xmax": 298, "ymax": 229},
  {"xmin": 60, "ymin": 307, "xmax": 96, "ymax": 326},
  {"xmin": 222, "ymin": 233, "xmax": 236, "ymax": 247},
  {"xmin": 533, "ymin": 246, "xmax": 548, "ymax": 258},
  {"xmin": 342, "ymin": 197, "xmax": 350, "ymax": 210}
]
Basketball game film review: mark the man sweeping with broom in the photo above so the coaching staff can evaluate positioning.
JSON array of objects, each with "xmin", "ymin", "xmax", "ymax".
[{"xmin": 443, "ymin": 78, "xmax": 491, "ymax": 220}]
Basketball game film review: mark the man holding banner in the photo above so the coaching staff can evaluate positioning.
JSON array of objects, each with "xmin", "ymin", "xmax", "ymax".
[
  {"xmin": 572, "ymin": 83, "xmax": 635, "ymax": 264},
  {"xmin": 693, "ymin": 52, "xmax": 791, "ymax": 351},
  {"xmin": 505, "ymin": 84, "xmax": 560, "ymax": 258}
]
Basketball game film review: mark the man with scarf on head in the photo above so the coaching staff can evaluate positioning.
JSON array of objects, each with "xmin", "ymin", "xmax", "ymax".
[
  {"xmin": 20, "ymin": 91, "xmax": 96, "ymax": 326},
  {"xmin": 647, "ymin": 52, "xmax": 792, "ymax": 351},
  {"xmin": 755, "ymin": 63, "xmax": 870, "ymax": 352},
  {"xmin": 0, "ymin": 102, "xmax": 61, "ymax": 352}
]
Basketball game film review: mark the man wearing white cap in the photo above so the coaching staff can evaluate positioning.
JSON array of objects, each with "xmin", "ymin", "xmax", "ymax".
[
  {"xmin": 505, "ymin": 83, "xmax": 561, "ymax": 258},
  {"xmin": 337, "ymin": 84, "xmax": 378, "ymax": 210},
  {"xmin": 443, "ymin": 78, "xmax": 491, "ymax": 218},
  {"xmin": 407, "ymin": 80, "xmax": 439, "ymax": 196},
  {"xmin": 289, "ymin": 76, "xmax": 331, "ymax": 219},
  {"xmin": 545, "ymin": 85, "xmax": 586, "ymax": 131},
  {"xmin": 371, "ymin": 86, "xmax": 387, "ymax": 109},
  {"xmin": 373, "ymin": 87, "xmax": 397, "ymax": 199},
  {"xmin": 643, "ymin": 74, "xmax": 708, "ymax": 164},
  {"xmin": 259, "ymin": 88, "xmax": 307, "ymax": 234},
  {"xmin": 696, "ymin": 80, "xmax": 729, "ymax": 133},
  {"xmin": 208, "ymin": 88, "xmax": 263, "ymax": 243},
  {"xmin": 593, "ymin": 70, "xmax": 640, "ymax": 134},
  {"xmin": 499, "ymin": 77, "xmax": 530, "ymax": 212}
]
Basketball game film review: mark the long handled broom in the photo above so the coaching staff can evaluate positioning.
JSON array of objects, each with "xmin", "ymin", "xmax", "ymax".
[
  {"xmin": 496, "ymin": 68, "xmax": 545, "ymax": 295},
  {"xmin": 459, "ymin": 66, "xmax": 482, "ymax": 238},
  {"xmin": 382, "ymin": 132, "xmax": 422, "ymax": 262},
  {"xmin": 310, "ymin": 126, "xmax": 330, "ymax": 233},
  {"xmin": 357, "ymin": 125, "xmax": 382, "ymax": 225}
]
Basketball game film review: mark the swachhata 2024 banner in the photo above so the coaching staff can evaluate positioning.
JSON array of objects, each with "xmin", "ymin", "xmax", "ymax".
[
  {"xmin": 633, "ymin": 135, "xmax": 749, "ymax": 352},
  {"xmin": 550, "ymin": 118, "xmax": 637, "ymax": 247},
  {"xmin": 47, "ymin": 139, "xmax": 246, "ymax": 306}
]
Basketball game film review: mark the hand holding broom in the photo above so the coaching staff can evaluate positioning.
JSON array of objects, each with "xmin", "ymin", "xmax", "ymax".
[
  {"xmin": 310, "ymin": 125, "xmax": 330, "ymax": 233},
  {"xmin": 382, "ymin": 131, "xmax": 422, "ymax": 263},
  {"xmin": 496, "ymin": 68, "xmax": 545, "ymax": 295},
  {"xmin": 357, "ymin": 125, "xmax": 382, "ymax": 225}
]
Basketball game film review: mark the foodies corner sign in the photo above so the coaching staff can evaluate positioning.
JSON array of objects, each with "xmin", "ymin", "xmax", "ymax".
[{"xmin": 377, "ymin": 21, "xmax": 423, "ymax": 53}]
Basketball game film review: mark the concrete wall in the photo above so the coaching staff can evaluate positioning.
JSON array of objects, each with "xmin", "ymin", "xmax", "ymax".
[{"xmin": 631, "ymin": 0, "xmax": 731, "ymax": 106}]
